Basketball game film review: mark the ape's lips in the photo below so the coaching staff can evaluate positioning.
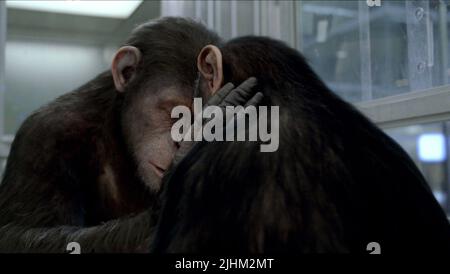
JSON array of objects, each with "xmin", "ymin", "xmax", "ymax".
[{"xmin": 149, "ymin": 161, "xmax": 166, "ymax": 178}]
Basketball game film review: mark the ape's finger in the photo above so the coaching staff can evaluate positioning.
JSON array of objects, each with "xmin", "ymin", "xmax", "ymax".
[
  {"xmin": 172, "ymin": 140, "xmax": 195, "ymax": 166},
  {"xmin": 222, "ymin": 77, "xmax": 258, "ymax": 106},
  {"xmin": 206, "ymin": 82, "xmax": 234, "ymax": 106},
  {"xmin": 244, "ymin": 92, "xmax": 264, "ymax": 107},
  {"xmin": 237, "ymin": 77, "xmax": 257, "ymax": 91}
]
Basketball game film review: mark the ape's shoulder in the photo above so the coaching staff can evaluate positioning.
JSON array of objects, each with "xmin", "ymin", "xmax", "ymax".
[
  {"xmin": 11, "ymin": 85, "xmax": 115, "ymax": 160},
  {"xmin": 18, "ymin": 71, "xmax": 115, "ymax": 138},
  {"xmin": 21, "ymin": 95, "xmax": 100, "ymax": 138}
]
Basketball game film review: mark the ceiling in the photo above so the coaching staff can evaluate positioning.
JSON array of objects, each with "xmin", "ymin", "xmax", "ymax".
[{"xmin": 6, "ymin": 1, "xmax": 161, "ymax": 46}]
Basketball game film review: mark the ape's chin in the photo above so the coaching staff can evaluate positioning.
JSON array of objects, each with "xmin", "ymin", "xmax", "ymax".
[{"xmin": 137, "ymin": 163, "xmax": 163, "ymax": 192}]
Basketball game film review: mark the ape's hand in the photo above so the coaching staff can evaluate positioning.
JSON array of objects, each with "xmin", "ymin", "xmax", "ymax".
[
  {"xmin": 204, "ymin": 77, "xmax": 262, "ymax": 110},
  {"xmin": 172, "ymin": 77, "xmax": 263, "ymax": 166}
]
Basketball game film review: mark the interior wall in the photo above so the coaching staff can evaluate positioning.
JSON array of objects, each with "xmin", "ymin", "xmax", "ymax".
[
  {"xmin": 5, "ymin": 39, "xmax": 108, "ymax": 134},
  {"xmin": 3, "ymin": 1, "xmax": 161, "ymax": 136},
  {"xmin": 0, "ymin": 1, "xmax": 6, "ymax": 137}
]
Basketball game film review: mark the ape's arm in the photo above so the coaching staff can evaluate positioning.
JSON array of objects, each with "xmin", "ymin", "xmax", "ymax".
[
  {"xmin": 0, "ymin": 113, "xmax": 156, "ymax": 253},
  {"xmin": 0, "ymin": 210, "xmax": 156, "ymax": 253}
]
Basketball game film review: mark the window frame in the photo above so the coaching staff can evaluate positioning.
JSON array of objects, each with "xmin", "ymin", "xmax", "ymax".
[
  {"xmin": 0, "ymin": 1, "xmax": 5, "ymax": 139},
  {"xmin": 0, "ymin": 2, "xmax": 8, "ymax": 163},
  {"xmin": 357, "ymin": 85, "xmax": 450, "ymax": 129}
]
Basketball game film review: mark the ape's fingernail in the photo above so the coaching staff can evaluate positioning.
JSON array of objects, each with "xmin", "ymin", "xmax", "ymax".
[
  {"xmin": 247, "ymin": 77, "xmax": 257, "ymax": 83},
  {"xmin": 225, "ymin": 82, "xmax": 235, "ymax": 89}
]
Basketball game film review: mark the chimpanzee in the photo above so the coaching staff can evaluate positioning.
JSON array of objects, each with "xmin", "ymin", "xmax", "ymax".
[
  {"xmin": 0, "ymin": 17, "xmax": 230, "ymax": 253},
  {"xmin": 151, "ymin": 37, "xmax": 450, "ymax": 253}
]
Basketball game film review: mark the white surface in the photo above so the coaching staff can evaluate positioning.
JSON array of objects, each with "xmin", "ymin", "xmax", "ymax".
[
  {"xmin": 6, "ymin": 0, "xmax": 142, "ymax": 18},
  {"xmin": 418, "ymin": 133, "xmax": 447, "ymax": 162}
]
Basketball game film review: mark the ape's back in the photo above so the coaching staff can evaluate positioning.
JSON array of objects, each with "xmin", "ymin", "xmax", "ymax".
[{"xmin": 153, "ymin": 36, "xmax": 450, "ymax": 253}]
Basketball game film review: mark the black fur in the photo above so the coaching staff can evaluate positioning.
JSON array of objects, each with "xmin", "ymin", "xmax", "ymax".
[{"xmin": 152, "ymin": 37, "xmax": 450, "ymax": 253}]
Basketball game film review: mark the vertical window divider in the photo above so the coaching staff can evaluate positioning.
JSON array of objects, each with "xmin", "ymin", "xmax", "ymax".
[
  {"xmin": 358, "ymin": 0, "xmax": 373, "ymax": 101},
  {"xmin": 0, "ymin": 1, "xmax": 6, "ymax": 139}
]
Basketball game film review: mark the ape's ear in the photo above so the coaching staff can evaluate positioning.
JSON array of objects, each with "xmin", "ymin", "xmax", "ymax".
[
  {"xmin": 197, "ymin": 45, "xmax": 224, "ymax": 95},
  {"xmin": 111, "ymin": 46, "xmax": 142, "ymax": 92}
]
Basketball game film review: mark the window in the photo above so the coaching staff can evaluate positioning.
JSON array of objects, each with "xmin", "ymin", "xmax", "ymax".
[{"xmin": 386, "ymin": 122, "xmax": 450, "ymax": 215}]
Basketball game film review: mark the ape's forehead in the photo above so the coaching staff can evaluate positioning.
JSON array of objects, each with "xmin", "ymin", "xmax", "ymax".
[
  {"xmin": 133, "ymin": 84, "xmax": 192, "ymax": 111},
  {"xmin": 139, "ymin": 73, "xmax": 194, "ymax": 95},
  {"xmin": 155, "ymin": 85, "xmax": 193, "ymax": 110}
]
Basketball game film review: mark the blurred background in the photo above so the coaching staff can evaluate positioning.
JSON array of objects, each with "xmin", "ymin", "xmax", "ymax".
[{"xmin": 0, "ymin": 0, "xmax": 450, "ymax": 216}]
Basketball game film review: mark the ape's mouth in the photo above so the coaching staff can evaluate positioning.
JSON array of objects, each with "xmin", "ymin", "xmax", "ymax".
[{"xmin": 149, "ymin": 161, "xmax": 166, "ymax": 178}]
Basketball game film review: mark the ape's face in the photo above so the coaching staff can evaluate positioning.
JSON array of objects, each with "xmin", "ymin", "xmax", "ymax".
[
  {"xmin": 121, "ymin": 83, "xmax": 192, "ymax": 191},
  {"xmin": 111, "ymin": 41, "xmax": 226, "ymax": 191},
  {"xmin": 110, "ymin": 45, "xmax": 196, "ymax": 191},
  {"xmin": 120, "ymin": 42, "xmax": 229, "ymax": 191}
]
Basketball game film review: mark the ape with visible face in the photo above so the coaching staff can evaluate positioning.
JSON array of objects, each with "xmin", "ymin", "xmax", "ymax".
[
  {"xmin": 0, "ymin": 17, "xmax": 221, "ymax": 253},
  {"xmin": 152, "ymin": 37, "xmax": 450, "ymax": 253}
]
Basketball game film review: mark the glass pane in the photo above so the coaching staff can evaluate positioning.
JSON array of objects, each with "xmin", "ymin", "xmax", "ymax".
[
  {"xmin": 297, "ymin": 0, "xmax": 450, "ymax": 102},
  {"xmin": 299, "ymin": 1, "xmax": 362, "ymax": 102},
  {"xmin": 215, "ymin": 0, "xmax": 232, "ymax": 40},
  {"xmin": 236, "ymin": 0, "xmax": 255, "ymax": 37},
  {"xmin": 385, "ymin": 122, "xmax": 450, "ymax": 215},
  {"xmin": 161, "ymin": 0, "xmax": 196, "ymax": 18},
  {"xmin": 260, "ymin": 0, "xmax": 295, "ymax": 47}
]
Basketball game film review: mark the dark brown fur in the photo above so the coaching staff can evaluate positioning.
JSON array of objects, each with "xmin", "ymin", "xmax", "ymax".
[{"xmin": 0, "ymin": 17, "xmax": 221, "ymax": 253}]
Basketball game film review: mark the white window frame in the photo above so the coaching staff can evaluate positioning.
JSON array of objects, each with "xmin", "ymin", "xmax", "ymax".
[
  {"xmin": 356, "ymin": 0, "xmax": 450, "ymax": 130},
  {"xmin": 357, "ymin": 86, "xmax": 450, "ymax": 129}
]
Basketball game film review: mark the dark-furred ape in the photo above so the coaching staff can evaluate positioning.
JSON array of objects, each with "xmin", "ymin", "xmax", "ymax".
[
  {"xmin": 0, "ymin": 17, "xmax": 221, "ymax": 253},
  {"xmin": 152, "ymin": 36, "xmax": 450, "ymax": 253}
]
